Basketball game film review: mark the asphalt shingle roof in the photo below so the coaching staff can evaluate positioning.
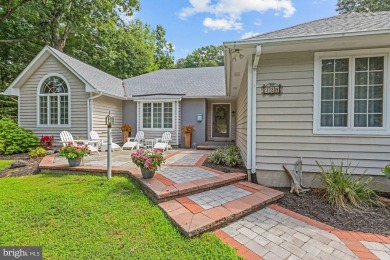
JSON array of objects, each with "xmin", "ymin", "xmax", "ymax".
[
  {"xmin": 244, "ymin": 11, "xmax": 390, "ymax": 41},
  {"xmin": 48, "ymin": 47, "xmax": 124, "ymax": 97},
  {"xmin": 124, "ymin": 66, "xmax": 226, "ymax": 97}
]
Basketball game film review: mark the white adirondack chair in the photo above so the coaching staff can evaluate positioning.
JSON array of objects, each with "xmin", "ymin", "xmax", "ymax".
[
  {"xmin": 122, "ymin": 131, "xmax": 144, "ymax": 150},
  {"xmin": 153, "ymin": 132, "xmax": 172, "ymax": 151},
  {"xmin": 89, "ymin": 130, "xmax": 121, "ymax": 152},
  {"xmin": 60, "ymin": 131, "xmax": 99, "ymax": 154}
]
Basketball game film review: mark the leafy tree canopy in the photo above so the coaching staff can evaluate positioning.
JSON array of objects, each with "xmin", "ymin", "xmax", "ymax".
[
  {"xmin": 0, "ymin": 0, "xmax": 174, "ymax": 120},
  {"xmin": 337, "ymin": 0, "xmax": 390, "ymax": 13},
  {"xmin": 176, "ymin": 45, "xmax": 224, "ymax": 68}
]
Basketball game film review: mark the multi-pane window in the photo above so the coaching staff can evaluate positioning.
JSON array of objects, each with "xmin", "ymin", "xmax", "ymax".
[
  {"xmin": 318, "ymin": 53, "xmax": 386, "ymax": 132},
  {"xmin": 38, "ymin": 76, "xmax": 70, "ymax": 125},
  {"xmin": 142, "ymin": 102, "xmax": 173, "ymax": 129},
  {"xmin": 354, "ymin": 57, "xmax": 384, "ymax": 127},
  {"xmin": 320, "ymin": 59, "xmax": 349, "ymax": 127}
]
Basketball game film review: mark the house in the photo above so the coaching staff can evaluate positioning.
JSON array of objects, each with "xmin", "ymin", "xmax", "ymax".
[
  {"xmin": 4, "ymin": 46, "xmax": 234, "ymax": 148},
  {"xmin": 223, "ymin": 11, "xmax": 390, "ymax": 191},
  {"xmin": 5, "ymin": 11, "xmax": 390, "ymax": 190}
]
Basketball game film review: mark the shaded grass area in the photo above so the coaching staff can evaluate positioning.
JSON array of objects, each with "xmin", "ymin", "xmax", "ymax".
[
  {"xmin": 0, "ymin": 175, "xmax": 240, "ymax": 259},
  {"xmin": 0, "ymin": 160, "xmax": 14, "ymax": 170}
]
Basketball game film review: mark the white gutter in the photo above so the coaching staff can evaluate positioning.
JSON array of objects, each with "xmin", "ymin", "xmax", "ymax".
[
  {"xmin": 251, "ymin": 45, "xmax": 261, "ymax": 180},
  {"xmin": 87, "ymin": 91, "xmax": 103, "ymax": 139},
  {"xmin": 224, "ymin": 29, "xmax": 390, "ymax": 48}
]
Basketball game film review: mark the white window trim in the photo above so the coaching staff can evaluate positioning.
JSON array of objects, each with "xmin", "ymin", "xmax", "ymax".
[
  {"xmin": 36, "ymin": 73, "xmax": 71, "ymax": 128},
  {"xmin": 313, "ymin": 48, "xmax": 390, "ymax": 135},
  {"xmin": 139, "ymin": 101, "xmax": 175, "ymax": 131}
]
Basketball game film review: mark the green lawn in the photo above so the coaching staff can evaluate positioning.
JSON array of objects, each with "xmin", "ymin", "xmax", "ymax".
[
  {"xmin": 0, "ymin": 160, "xmax": 14, "ymax": 170},
  {"xmin": 0, "ymin": 174, "xmax": 240, "ymax": 260}
]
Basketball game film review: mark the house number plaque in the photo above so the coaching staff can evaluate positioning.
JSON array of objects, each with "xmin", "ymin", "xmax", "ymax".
[{"xmin": 261, "ymin": 83, "xmax": 283, "ymax": 95}]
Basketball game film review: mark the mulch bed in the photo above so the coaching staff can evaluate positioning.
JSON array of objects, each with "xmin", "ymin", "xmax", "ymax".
[
  {"xmin": 0, "ymin": 153, "xmax": 42, "ymax": 178},
  {"xmin": 276, "ymin": 188, "xmax": 390, "ymax": 236},
  {"xmin": 202, "ymin": 160, "xmax": 247, "ymax": 174}
]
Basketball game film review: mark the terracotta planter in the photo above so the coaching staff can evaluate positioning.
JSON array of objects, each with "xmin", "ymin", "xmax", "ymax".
[
  {"xmin": 141, "ymin": 168, "xmax": 155, "ymax": 179},
  {"xmin": 184, "ymin": 133, "xmax": 191, "ymax": 149},
  {"xmin": 123, "ymin": 131, "xmax": 129, "ymax": 144}
]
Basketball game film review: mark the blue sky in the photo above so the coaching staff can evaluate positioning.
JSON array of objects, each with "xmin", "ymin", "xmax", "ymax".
[{"xmin": 136, "ymin": 0, "xmax": 339, "ymax": 60}]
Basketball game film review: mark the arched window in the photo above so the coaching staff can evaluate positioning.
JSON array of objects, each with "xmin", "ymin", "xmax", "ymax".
[{"xmin": 38, "ymin": 75, "xmax": 70, "ymax": 125}]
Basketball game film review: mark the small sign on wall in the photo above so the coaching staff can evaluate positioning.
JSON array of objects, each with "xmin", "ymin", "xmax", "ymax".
[{"xmin": 261, "ymin": 83, "xmax": 283, "ymax": 95}]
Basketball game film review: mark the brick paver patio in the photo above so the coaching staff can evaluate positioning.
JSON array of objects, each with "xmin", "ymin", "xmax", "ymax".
[{"xmin": 158, "ymin": 166, "xmax": 219, "ymax": 183}]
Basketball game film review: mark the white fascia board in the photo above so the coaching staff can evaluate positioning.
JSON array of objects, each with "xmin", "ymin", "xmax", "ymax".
[
  {"xmin": 223, "ymin": 30, "xmax": 390, "ymax": 48},
  {"xmin": 4, "ymin": 87, "xmax": 20, "ymax": 96}
]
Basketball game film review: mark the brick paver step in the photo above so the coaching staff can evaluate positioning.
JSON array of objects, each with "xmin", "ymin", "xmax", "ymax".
[
  {"xmin": 158, "ymin": 182, "xmax": 284, "ymax": 237},
  {"xmin": 130, "ymin": 165, "xmax": 247, "ymax": 203}
]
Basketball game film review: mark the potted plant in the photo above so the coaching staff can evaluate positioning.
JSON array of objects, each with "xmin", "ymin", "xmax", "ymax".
[
  {"xmin": 131, "ymin": 149, "xmax": 165, "ymax": 179},
  {"xmin": 181, "ymin": 125, "xmax": 195, "ymax": 149},
  {"xmin": 121, "ymin": 123, "xmax": 133, "ymax": 144},
  {"xmin": 59, "ymin": 143, "xmax": 91, "ymax": 167}
]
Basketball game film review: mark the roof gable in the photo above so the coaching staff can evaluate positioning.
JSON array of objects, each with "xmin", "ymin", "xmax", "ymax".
[{"xmin": 5, "ymin": 46, "xmax": 124, "ymax": 98}]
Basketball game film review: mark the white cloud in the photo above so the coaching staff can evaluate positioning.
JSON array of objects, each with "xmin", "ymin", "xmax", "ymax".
[
  {"xmin": 179, "ymin": 0, "xmax": 296, "ymax": 31},
  {"xmin": 203, "ymin": 17, "xmax": 243, "ymax": 31},
  {"xmin": 241, "ymin": 31, "xmax": 261, "ymax": 39},
  {"xmin": 254, "ymin": 18, "xmax": 262, "ymax": 26}
]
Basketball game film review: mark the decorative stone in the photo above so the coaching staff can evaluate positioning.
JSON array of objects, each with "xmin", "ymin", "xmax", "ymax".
[{"xmin": 9, "ymin": 160, "xmax": 28, "ymax": 169}]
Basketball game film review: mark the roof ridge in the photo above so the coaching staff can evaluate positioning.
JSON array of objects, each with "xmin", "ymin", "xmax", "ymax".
[{"xmin": 243, "ymin": 11, "xmax": 389, "ymax": 41}]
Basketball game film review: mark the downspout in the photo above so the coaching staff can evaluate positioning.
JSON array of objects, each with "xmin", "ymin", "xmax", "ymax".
[
  {"xmin": 250, "ymin": 45, "xmax": 262, "ymax": 184},
  {"xmin": 87, "ymin": 91, "xmax": 103, "ymax": 140},
  {"xmin": 246, "ymin": 55, "xmax": 253, "ymax": 177}
]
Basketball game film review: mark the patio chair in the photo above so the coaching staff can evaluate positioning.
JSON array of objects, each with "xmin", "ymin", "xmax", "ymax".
[
  {"xmin": 60, "ymin": 131, "xmax": 99, "ymax": 154},
  {"xmin": 122, "ymin": 131, "xmax": 144, "ymax": 150},
  {"xmin": 89, "ymin": 130, "xmax": 121, "ymax": 152},
  {"xmin": 153, "ymin": 131, "xmax": 172, "ymax": 151}
]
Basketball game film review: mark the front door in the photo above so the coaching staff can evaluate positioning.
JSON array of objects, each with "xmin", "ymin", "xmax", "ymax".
[{"xmin": 212, "ymin": 104, "xmax": 230, "ymax": 137}]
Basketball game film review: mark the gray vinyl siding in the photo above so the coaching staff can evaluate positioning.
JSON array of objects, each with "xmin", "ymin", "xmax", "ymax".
[
  {"xmin": 92, "ymin": 95, "xmax": 122, "ymax": 144},
  {"xmin": 122, "ymin": 100, "xmax": 138, "ymax": 137},
  {"xmin": 136, "ymin": 101, "xmax": 181, "ymax": 146},
  {"xmin": 206, "ymin": 99, "xmax": 236, "ymax": 142},
  {"xmin": 256, "ymin": 51, "xmax": 390, "ymax": 176},
  {"xmin": 19, "ymin": 55, "xmax": 88, "ymax": 144},
  {"xmin": 236, "ymin": 74, "xmax": 248, "ymax": 168},
  {"xmin": 181, "ymin": 98, "xmax": 207, "ymax": 146}
]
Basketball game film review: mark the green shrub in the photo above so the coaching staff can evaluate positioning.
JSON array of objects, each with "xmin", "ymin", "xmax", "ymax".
[
  {"xmin": 0, "ymin": 118, "xmax": 39, "ymax": 155},
  {"xmin": 381, "ymin": 165, "xmax": 390, "ymax": 179},
  {"xmin": 207, "ymin": 145, "xmax": 243, "ymax": 167},
  {"xmin": 28, "ymin": 147, "xmax": 48, "ymax": 158},
  {"xmin": 317, "ymin": 161, "xmax": 381, "ymax": 211}
]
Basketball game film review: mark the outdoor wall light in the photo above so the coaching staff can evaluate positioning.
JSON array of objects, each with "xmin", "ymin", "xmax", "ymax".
[
  {"xmin": 197, "ymin": 113, "xmax": 203, "ymax": 122},
  {"xmin": 232, "ymin": 110, "xmax": 236, "ymax": 117}
]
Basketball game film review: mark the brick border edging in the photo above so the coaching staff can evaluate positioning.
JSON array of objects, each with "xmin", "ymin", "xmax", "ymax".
[
  {"xmin": 269, "ymin": 204, "xmax": 390, "ymax": 260},
  {"xmin": 214, "ymin": 230, "xmax": 263, "ymax": 260}
]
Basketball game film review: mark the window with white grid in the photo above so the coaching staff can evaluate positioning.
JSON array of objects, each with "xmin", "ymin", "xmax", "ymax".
[
  {"xmin": 38, "ymin": 75, "xmax": 70, "ymax": 126},
  {"xmin": 314, "ymin": 49, "xmax": 388, "ymax": 135},
  {"xmin": 142, "ymin": 102, "xmax": 173, "ymax": 129}
]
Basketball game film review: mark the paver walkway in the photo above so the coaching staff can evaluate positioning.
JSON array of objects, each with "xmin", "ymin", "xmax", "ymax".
[{"xmin": 215, "ymin": 204, "xmax": 390, "ymax": 260}]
